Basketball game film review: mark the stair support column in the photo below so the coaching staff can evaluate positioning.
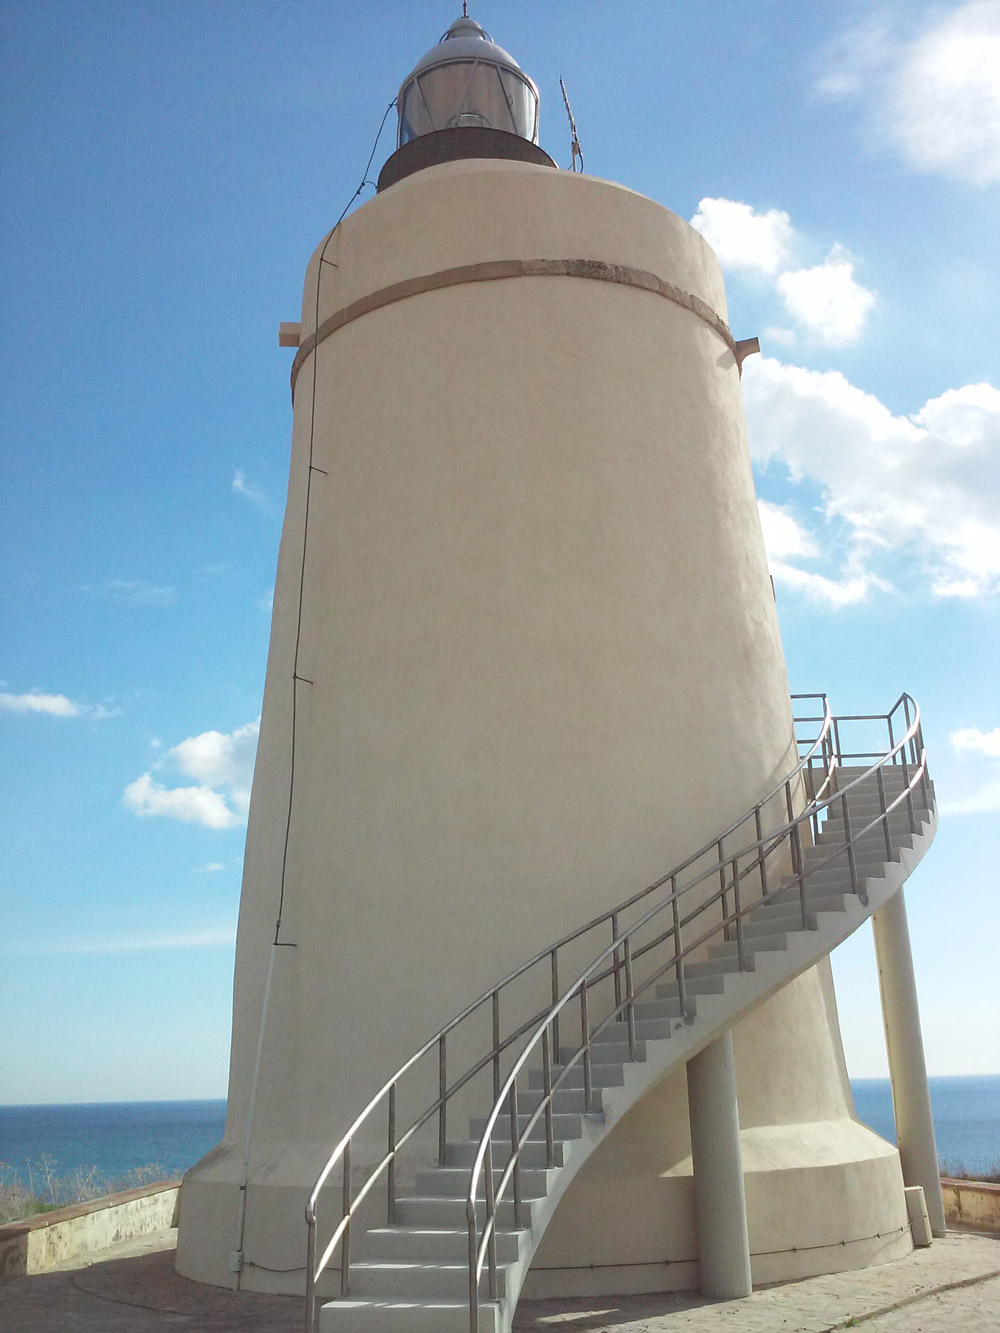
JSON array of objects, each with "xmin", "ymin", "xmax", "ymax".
[
  {"xmin": 872, "ymin": 888, "xmax": 946, "ymax": 1237},
  {"xmin": 686, "ymin": 1029, "xmax": 752, "ymax": 1298}
]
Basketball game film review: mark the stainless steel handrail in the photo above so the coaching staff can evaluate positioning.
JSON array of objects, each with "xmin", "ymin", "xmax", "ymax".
[
  {"xmin": 305, "ymin": 693, "xmax": 938, "ymax": 1327},
  {"xmin": 464, "ymin": 694, "xmax": 930, "ymax": 1330},
  {"xmin": 303, "ymin": 693, "xmax": 834, "ymax": 1328}
]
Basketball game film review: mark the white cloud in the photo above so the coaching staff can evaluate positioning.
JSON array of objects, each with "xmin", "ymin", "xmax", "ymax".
[
  {"xmin": 762, "ymin": 325, "xmax": 798, "ymax": 349},
  {"xmin": 122, "ymin": 773, "xmax": 241, "ymax": 829},
  {"xmin": 757, "ymin": 500, "xmax": 817, "ymax": 561},
  {"xmin": 82, "ymin": 579, "xmax": 176, "ymax": 606},
  {"xmin": 951, "ymin": 726, "xmax": 1000, "ymax": 758},
  {"xmin": 0, "ymin": 689, "xmax": 118, "ymax": 719},
  {"xmin": 819, "ymin": 2, "xmax": 1000, "ymax": 186},
  {"xmin": 743, "ymin": 357, "xmax": 1000, "ymax": 599},
  {"xmin": 195, "ymin": 861, "xmax": 227, "ymax": 873},
  {"xmin": 690, "ymin": 197, "xmax": 794, "ymax": 274},
  {"xmin": 769, "ymin": 563, "xmax": 880, "ymax": 608},
  {"xmin": 232, "ymin": 469, "xmax": 268, "ymax": 507},
  {"xmin": 3, "ymin": 927, "xmax": 237, "ymax": 956},
  {"xmin": 776, "ymin": 247, "xmax": 876, "ymax": 346},
  {"xmin": 107, "ymin": 579, "xmax": 177, "ymax": 606},
  {"xmin": 169, "ymin": 720, "xmax": 259, "ymax": 813},
  {"xmin": 815, "ymin": 15, "xmax": 895, "ymax": 102},
  {"xmin": 690, "ymin": 199, "xmax": 874, "ymax": 348},
  {"xmin": 941, "ymin": 780, "xmax": 1000, "ymax": 815},
  {"xmin": 756, "ymin": 500, "xmax": 879, "ymax": 606},
  {"xmin": 122, "ymin": 718, "xmax": 260, "ymax": 830},
  {"xmin": 943, "ymin": 724, "xmax": 1000, "ymax": 814}
]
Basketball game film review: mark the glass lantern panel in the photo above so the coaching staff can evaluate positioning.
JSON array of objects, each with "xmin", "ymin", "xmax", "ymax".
[{"xmin": 399, "ymin": 62, "xmax": 538, "ymax": 145}]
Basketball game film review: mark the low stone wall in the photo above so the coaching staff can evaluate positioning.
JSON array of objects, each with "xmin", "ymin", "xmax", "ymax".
[
  {"xmin": 942, "ymin": 1178, "xmax": 1000, "ymax": 1233},
  {"xmin": 0, "ymin": 1180, "xmax": 180, "ymax": 1280}
]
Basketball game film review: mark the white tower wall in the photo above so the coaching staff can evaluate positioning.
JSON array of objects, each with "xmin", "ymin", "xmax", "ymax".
[{"xmin": 177, "ymin": 160, "xmax": 908, "ymax": 1292}]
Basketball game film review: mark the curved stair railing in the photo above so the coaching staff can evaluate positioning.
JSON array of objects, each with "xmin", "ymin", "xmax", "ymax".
[{"xmin": 304, "ymin": 692, "xmax": 932, "ymax": 1332}]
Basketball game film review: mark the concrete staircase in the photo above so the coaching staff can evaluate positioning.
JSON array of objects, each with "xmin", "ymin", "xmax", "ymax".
[{"xmin": 317, "ymin": 765, "xmax": 936, "ymax": 1332}]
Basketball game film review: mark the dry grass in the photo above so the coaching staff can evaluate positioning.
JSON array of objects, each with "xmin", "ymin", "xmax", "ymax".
[
  {"xmin": 0, "ymin": 1156, "xmax": 166, "ymax": 1224},
  {"xmin": 941, "ymin": 1159, "xmax": 1000, "ymax": 1185}
]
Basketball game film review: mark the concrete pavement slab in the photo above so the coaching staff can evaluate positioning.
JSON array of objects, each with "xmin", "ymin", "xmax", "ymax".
[{"xmin": 0, "ymin": 1229, "xmax": 996, "ymax": 1332}]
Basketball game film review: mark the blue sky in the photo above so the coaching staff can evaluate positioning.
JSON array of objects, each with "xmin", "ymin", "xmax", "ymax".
[{"xmin": 2, "ymin": 1, "xmax": 998, "ymax": 1104}]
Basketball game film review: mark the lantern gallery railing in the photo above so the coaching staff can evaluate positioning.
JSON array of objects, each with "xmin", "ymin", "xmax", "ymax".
[{"xmin": 304, "ymin": 692, "xmax": 930, "ymax": 1331}]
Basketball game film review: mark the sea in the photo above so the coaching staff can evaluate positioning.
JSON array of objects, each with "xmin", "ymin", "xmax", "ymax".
[{"xmin": 0, "ymin": 1076, "xmax": 997, "ymax": 1194}]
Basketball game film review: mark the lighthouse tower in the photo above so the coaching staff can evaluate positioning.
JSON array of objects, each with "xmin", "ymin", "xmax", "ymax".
[{"xmin": 177, "ymin": 14, "xmax": 940, "ymax": 1318}]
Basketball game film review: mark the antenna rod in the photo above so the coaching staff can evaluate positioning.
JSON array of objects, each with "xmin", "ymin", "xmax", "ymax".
[{"xmin": 559, "ymin": 78, "xmax": 583, "ymax": 173}]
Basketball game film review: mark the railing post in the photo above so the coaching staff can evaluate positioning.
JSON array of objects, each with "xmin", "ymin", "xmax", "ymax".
[
  {"xmin": 899, "ymin": 741, "xmax": 917, "ymax": 833},
  {"xmin": 902, "ymin": 695, "xmax": 913, "ymax": 760},
  {"xmin": 542, "ymin": 1025, "xmax": 555, "ymax": 1168},
  {"xmin": 670, "ymin": 874, "xmax": 687, "ymax": 1018},
  {"xmin": 483, "ymin": 1137, "xmax": 498, "ymax": 1300},
  {"xmin": 340, "ymin": 1140, "xmax": 351, "ymax": 1297},
  {"xmin": 387, "ymin": 1083, "xmax": 396, "ymax": 1225},
  {"xmin": 754, "ymin": 805, "xmax": 769, "ymax": 903},
  {"xmin": 305, "ymin": 1211, "xmax": 317, "ymax": 1332},
  {"xmin": 876, "ymin": 765, "xmax": 892, "ymax": 860},
  {"xmin": 611, "ymin": 911, "xmax": 622, "ymax": 1012},
  {"xmin": 623, "ymin": 934, "xmax": 637, "ymax": 1061},
  {"xmin": 918, "ymin": 727, "xmax": 930, "ymax": 807},
  {"xmin": 841, "ymin": 790, "xmax": 862, "ymax": 901},
  {"xmin": 730, "ymin": 858, "xmax": 746, "ymax": 971},
  {"xmin": 438, "ymin": 1035, "xmax": 448, "ymax": 1167},
  {"xmin": 580, "ymin": 981, "xmax": 593, "ymax": 1111},
  {"xmin": 717, "ymin": 840, "xmax": 729, "ymax": 939},
  {"xmin": 492, "ymin": 991, "xmax": 501, "ymax": 1106},
  {"xmin": 467, "ymin": 1207, "xmax": 479, "ymax": 1333},
  {"xmin": 790, "ymin": 820, "xmax": 807, "ymax": 930},
  {"xmin": 508, "ymin": 1082, "xmax": 523, "ymax": 1229},
  {"xmin": 550, "ymin": 950, "xmax": 560, "ymax": 1061}
]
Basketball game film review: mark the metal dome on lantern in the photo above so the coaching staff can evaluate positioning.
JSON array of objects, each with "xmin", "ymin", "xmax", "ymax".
[
  {"xmin": 376, "ymin": 10, "xmax": 554, "ymax": 191},
  {"xmin": 397, "ymin": 13, "xmax": 540, "ymax": 146}
]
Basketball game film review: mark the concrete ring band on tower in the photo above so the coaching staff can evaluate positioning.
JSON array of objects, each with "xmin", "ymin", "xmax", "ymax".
[{"xmin": 289, "ymin": 256, "xmax": 740, "ymax": 398}]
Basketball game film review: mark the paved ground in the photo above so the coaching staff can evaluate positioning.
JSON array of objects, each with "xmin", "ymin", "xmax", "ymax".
[
  {"xmin": 0, "ymin": 1229, "xmax": 997, "ymax": 1331},
  {"xmin": 513, "ymin": 1233, "xmax": 1000, "ymax": 1331}
]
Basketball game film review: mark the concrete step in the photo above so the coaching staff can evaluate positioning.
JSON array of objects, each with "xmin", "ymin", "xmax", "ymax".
[
  {"xmin": 630, "ymin": 997, "xmax": 686, "ymax": 1023},
  {"xmin": 320, "ymin": 1296, "xmax": 499, "ymax": 1332},
  {"xmin": 363, "ymin": 1225, "xmax": 527, "ymax": 1265},
  {"xmin": 822, "ymin": 801, "xmax": 929, "ymax": 826},
  {"xmin": 762, "ymin": 889, "xmax": 850, "ymax": 914},
  {"xmin": 824, "ymin": 800, "xmax": 925, "ymax": 821},
  {"xmin": 709, "ymin": 934, "xmax": 788, "ymax": 961},
  {"xmin": 561, "ymin": 1038, "xmax": 646, "ymax": 1064},
  {"xmin": 394, "ymin": 1194, "xmax": 541, "ymax": 1230},
  {"xmin": 349, "ymin": 1259, "xmax": 509, "ymax": 1299},
  {"xmin": 740, "ymin": 913, "xmax": 817, "ymax": 937},
  {"xmin": 446, "ymin": 1138, "xmax": 565, "ymax": 1170},
  {"xmin": 528, "ymin": 1062, "xmax": 625, "ymax": 1092},
  {"xmin": 799, "ymin": 859, "xmax": 889, "ymax": 887},
  {"xmin": 516, "ymin": 1085, "xmax": 603, "ymax": 1116},
  {"xmin": 593, "ymin": 1015, "xmax": 676, "ymax": 1043},
  {"xmin": 815, "ymin": 826, "xmax": 917, "ymax": 850},
  {"xmin": 685, "ymin": 953, "xmax": 755, "ymax": 978},
  {"xmin": 656, "ymin": 974, "xmax": 725, "ymax": 1000},
  {"xmin": 470, "ymin": 1111, "xmax": 584, "ymax": 1143},
  {"xmin": 412, "ymin": 1165, "xmax": 556, "ymax": 1201},
  {"xmin": 804, "ymin": 840, "xmax": 898, "ymax": 864}
]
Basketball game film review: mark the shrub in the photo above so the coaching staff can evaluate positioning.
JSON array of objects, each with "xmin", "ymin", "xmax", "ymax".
[{"xmin": 0, "ymin": 1158, "xmax": 166, "ymax": 1224}]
